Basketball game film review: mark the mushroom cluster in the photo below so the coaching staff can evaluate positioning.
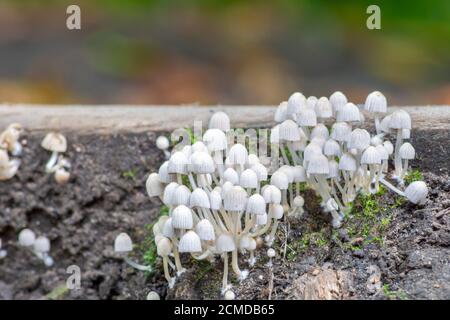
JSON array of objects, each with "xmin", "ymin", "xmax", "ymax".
[
  {"xmin": 18, "ymin": 229, "xmax": 54, "ymax": 267},
  {"xmin": 0, "ymin": 123, "xmax": 23, "ymax": 180},
  {"xmin": 41, "ymin": 132, "xmax": 71, "ymax": 184}
]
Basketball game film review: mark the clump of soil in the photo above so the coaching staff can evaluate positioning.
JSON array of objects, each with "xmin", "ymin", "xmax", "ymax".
[{"xmin": 0, "ymin": 129, "xmax": 449, "ymax": 300}]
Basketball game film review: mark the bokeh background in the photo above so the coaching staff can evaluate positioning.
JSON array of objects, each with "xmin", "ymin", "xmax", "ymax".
[{"xmin": 0, "ymin": 0, "xmax": 449, "ymax": 105}]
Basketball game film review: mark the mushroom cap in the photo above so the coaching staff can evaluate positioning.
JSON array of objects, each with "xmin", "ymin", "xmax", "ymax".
[
  {"xmin": 191, "ymin": 141, "xmax": 208, "ymax": 153},
  {"xmin": 158, "ymin": 161, "xmax": 175, "ymax": 184},
  {"xmin": 383, "ymin": 140, "xmax": 394, "ymax": 155},
  {"xmin": 274, "ymin": 101, "xmax": 288, "ymax": 123},
  {"xmin": 304, "ymin": 143, "xmax": 323, "ymax": 162},
  {"xmin": 228, "ymin": 144, "xmax": 248, "ymax": 166},
  {"xmin": 306, "ymin": 96, "xmax": 318, "ymax": 109},
  {"xmin": 271, "ymin": 204, "xmax": 284, "ymax": 220},
  {"xmin": 311, "ymin": 123, "xmax": 330, "ymax": 141},
  {"xmin": 270, "ymin": 171, "xmax": 289, "ymax": 190},
  {"xmin": 267, "ymin": 248, "xmax": 276, "ymax": 258},
  {"xmin": 203, "ymin": 128, "xmax": 228, "ymax": 152},
  {"xmin": 0, "ymin": 149, "xmax": 10, "ymax": 167},
  {"xmin": 146, "ymin": 173, "xmax": 164, "ymax": 197},
  {"xmin": 287, "ymin": 92, "xmax": 306, "ymax": 116},
  {"xmin": 293, "ymin": 195, "xmax": 305, "ymax": 207},
  {"xmin": 307, "ymin": 154, "xmax": 329, "ymax": 175},
  {"xmin": 167, "ymin": 151, "xmax": 189, "ymax": 174},
  {"xmin": 314, "ymin": 97, "xmax": 333, "ymax": 119},
  {"xmin": 297, "ymin": 108, "xmax": 317, "ymax": 127},
  {"xmin": 190, "ymin": 151, "xmax": 215, "ymax": 174},
  {"xmin": 262, "ymin": 185, "xmax": 282, "ymax": 204},
  {"xmin": 375, "ymin": 145, "xmax": 389, "ymax": 160},
  {"xmin": 179, "ymin": 231, "xmax": 202, "ymax": 253},
  {"xmin": 329, "ymin": 91, "xmax": 348, "ymax": 114},
  {"xmin": 324, "ymin": 139, "xmax": 341, "ymax": 157},
  {"xmin": 216, "ymin": 233, "xmax": 235, "ymax": 253},
  {"xmin": 336, "ymin": 103, "xmax": 360, "ymax": 122},
  {"xmin": 224, "ymin": 290, "xmax": 236, "ymax": 300},
  {"xmin": 162, "ymin": 182, "xmax": 179, "ymax": 206},
  {"xmin": 246, "ymin": 194, "xmax": 266, "ymax": 215},
  {"xmin": 156, "ymin": 136, "xmax": 170, "ymax": 150},
  {"xmin": 114, "ymin": 233, "xmax": 132, "ymax": 253},
  {"xmin": 361, "ymin": 146, "xmax": 382, "ymax": 164},
  {"xmin": 223, "ymin": 168, "xmax": 239, "ymax": 185},
  {"xmin": 293, "ymin": 165, "xmax": 306, "ymax": 183},
  {"xmin": 402, "ymin": 129, "xmax": 411, "ymax": 139},
  {"xmin": 55, "ymin": 169, "xmax": 70, "ymax": 185},
  {"xmin": 365, "ymin": 91, "xmax": 387, "ymax": 113},
  {"xmin": 389, "ymin": 110, "xmax": 411, "ymax": 130},
  {"xmin": 162, "ymin": 218, "xmax": 174, "ymax": 238},
  {"xmin": 399, "ymin": 142, "xmax": 415, "ymax": 159},
  {"xmin": 240, "ymin": 169, "xmax": 258, "ymax": 188},
  {"xmin": 251, "ymin": 163, "xmax": 268, "ymax": 181},
  {"xmin": 0, "ymin": 158, "xmax": 20, "ymax": 181},
  {"xmin": 195, "ymin": 219, "xmax": 216, "ymax": 241},
  {"xmin": 279, "ymin": 120, "xmax": 301, "ymax": 142},
  {"xmin": 146, "ymin": 291, "xmax": 161, "ymax": 300},
  {"xmin": 172, "ymin": 205, "xmax": 194, "ymax": 229},
  {"xmin": 209, "ymin": 190, "xmax": 222, "ymax": 211},
  {"xmin": 156, "ymin": 237, "xmax": 172, "ymax": 256},
  {"xmin": 339, "ymin": 153, "xmax": 357, "ymax": 171},
  {"xmin": 328, "ymin": 159, "xmax": 339, "ymax": 178},
  {"xmin": 209, "ymin": 111, "xmax": 230, "ymax": 132},
  {"xmin": 223, "ymin": 186, "xmax": 247, "ymax": 211},
  {"xmin": 190, "ymin": 188, "xmax": 211, "ymax": 209},
  {"xmin": 404, "ymin": 181, "xmax": 428, "ymax": 204},
  {"xmin": 172, "ymin": 185, "xmax": 191, "ymax": 206},
  {"xmin": 331, "ymin": 122, "xmax": 351, "ymax": 142},
  {"xmin": 348, "ymin": 129, "xmax": 371, "ymax": 150},
  {"xmin": 41, "ymin": 132, "xmax": 67, "ymax": 153},
  {"xmin": 18, "ymin": 228, "xmax": 36, "ymax": 247},
  {"xmin": 256, "ymin": 212, "xmax": 268, "ymax": 225}
]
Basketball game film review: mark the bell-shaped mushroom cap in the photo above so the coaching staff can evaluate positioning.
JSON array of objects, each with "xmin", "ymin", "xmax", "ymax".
[
  {"xmin": 247, "ymin": 154, "xmax": 260, "ymax": 167},
  {"xmin": 41, "ymin": 132, "xmax": 67, "ymax": 153},
  {"xmin": 324, "ymin": 139, "xmax": 341, "ymax": 157},
  {"xmin": 293, "ymin": 195, "xmax": 305, "ymax": 207},
  {"xmin": 190, "ymin": 151, "xmax": 215, "ymax": 174},
  {"xmin": 223, "ymin": 168, "xmax": 239, "ymax": 185},
  {"xmin": 191, "ymin": 141, "xmax": 208, "ymax": 153},
  {"xmin": 251, "ymin": 163, "xmax": 268, "ymax": 181},
  {"xmin": 209, "ymin": 190, "xmax": 222, "ymax": 210},
  {"xmin": 314, "ymin": 97, "xmax": 333, "ymax": 119},
  {"xmin": 270, "ymin": 125, "xmax": 280, "ymax": 144},
  {"xmin": 162, "ymin": 218, "xmax": 174, "ymax": 238},
  {"xmin": 278, "ymin": 165, "xmax": 295, "ymax": 183},
  {"xmin": 172, "ymin": 205, "xmax": 194, "ymax": 229},
  {"xmin": 223, "ymin": 186, "xmax": 248, "ymax": 211},
  {"xmin": 348, "ymin": 129, "xmax": 371, "ymax": 150},
  {"xmin": 228, "ymin": 144, "xmax": 248, "ymax": 166},
  {"xmin": 209, "ymin": 111, "xmax": 230, "ymax": 132},
  {"xmin": 239, "ymin": 234, "xmax": 252, "ymax": 250},
  {"xmin": 375, "ymin": 145, "xmax": 389, "ymax": 160},
  {"xmin": 304, "ymin": 143, "xmax": 323, "ymax": 162},
  {"xmin": 402, "ymin": 129, "xmax": 411, "ymax": 139},
  {"xmin": 311, "ymin": 123, "xmax": 330, "ymax": 141},
  {"xmin": 279, "ymin": 120, "xmax": 301, "ymax": 142},
  {"xmin": 383, "ymin": 140, "xmax": 394, "ymax": 155},
  {"xmin": 34, "ymin": 236, "xmax": 51, "ymax": 253},
  {"xmin": 365, "ymin": 91, "xmax": 387, "ymax": 113},
  {"xmin": 256, "ymin": 213, "xmax": 268, "ymax": 225},
  {"xmin": 0, "ymin": 149, "xmax": 9, "ymax": 167},
  {"xmin": 167, "ymin": 151, "xmax": 189, "ymax": 174},
  {"xmin": 146, "ymin": 173, "xmax": 164, "ymax": 198},
  {"xmin": 0, "ymin": 158, "xmax": 20, "ymax": 181},
  {"xmin": 336, "ymin": 103, "xmax": 360, "ymax": 122},
  {"xmin": 270, "ymin": 171, "xmax": 289, "ymax": 190},
  {"xmin": 329, "ymin": 91, "xmax": 348, "ymax": 114},
  {"xmin": 246, "ymin": 194, "xmax": 266, "ymax": 215},
  {"xmin": 147, "ymin": 291, "xmax": 161, "ymax": 300},
  {"xmin": 156, "ymin": 215, "xmax": 169, "ymax": 232},
  {"xmin": 172, "ymin": 185, "xmax": 191, "ymax": 206},
  {"xmin": 328, "ymin": 159, "xmax": 339, "ymax": 178},
  {"xmin": 18, "ymin": 228, "xmax": 36, "ymax": 247},
  {"xmin": 262, "ymin": 185, "xmax": 282, "ymax": 204},
  {"xmin": 221, "ymin": 181, "xmax": 234, "ymax": 197},
  {"xmin": 156, "ymin": 136, "xmax": 170, "ymax": 150},
  {"xmin": 361, "ymin": 146, "xmax": 382, "ymax": 164},
  {"xmin": 331, "ymin": 122, "xmax": 351, "ymax": 142},
  {"xmin": 157, "ymin": 237, "xmax": 172, "ymax": 257},
  {"xmin": 267, "ymin": 248, "xmax": 276, "ymax": 258},
  {"xmin": 306, "ymin": 96, "xmax": 318, "ymax": 109},
  {"xmin": 339, "ymin": 152, "xmax": 357, "ymax": 171},
  {"xmin": 195, "ymin": 219, "xmax": 215, "ymax": 241},
  {"xmin": 405, "ymin": 181, "xmax": 428, "ymax": 204},
  {"xmin": 287, "ymin": 92, "xmax": 306, "ymax": 116},
  {"xmin": 274, "ymin": 101, "xmax": 288, "ymax": 123},
  {"xmin": 307, "ymin": 154, "xmax": 329, "ymax": 175},
  {"xmin": 158, "ymin": 161, "xmax": 175, "ymax": 183},
  {"xmin": 162, "ymin": 182, "xmax": 178, "ymax": 205},
  {"xmin": 216, "ymin": 233, "xmax": 235, "ymax": 253},
  {"xmin": 293, "ymin": 165, "xmax": 306, "ymax": 183},
  {"xmin": 310, "ymin": 137, "xmax": 326, "ymax": 149},
  {"xmin": 179, "ymin": 231, "xmax": 202, "ymax": 253},
  {"xmin": 389, "ymin": 110, "xmax": 411, "ymax": 130},
  {"xmin": 370, "ymin": 135, "xmax": 383, "ymax": 146},
  {"xmin": 190, "ymin": 188, "xmax": 211, "ymax": 209},
  {"xmin": 271, "ymin": 203, "xmax": 284, "ymax": 220},
  {"xmin": 240, "ymin": 169, "xmax": 258, "ymax": 188},
  {"xmin": 297, "ymin": 108, "xmax": 317, "ymax": 127},
  {"xmin": 399, "ymin": 142, "xmax": 415, "ymax": 159},
  {"xmin": 114, "ymin": 233, "xmax": 132, "ymax": 253},
  {"xmin": 379, "ymin": 114, "xmax": 392, "ymax": 134},
  {"xmin": 203, "ymin": 128, "xmax": 228, "ymax": 152}
]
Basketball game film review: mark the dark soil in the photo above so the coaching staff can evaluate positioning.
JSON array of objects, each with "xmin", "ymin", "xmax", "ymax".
[{"xmin": 0, "ymin": 129, "xmax": 449, "ymax": 300}]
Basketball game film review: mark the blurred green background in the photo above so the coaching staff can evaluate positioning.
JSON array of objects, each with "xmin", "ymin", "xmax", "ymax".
[{"xmin": 0, "ymin": 0, "xmax": 449, "ymax": 105}]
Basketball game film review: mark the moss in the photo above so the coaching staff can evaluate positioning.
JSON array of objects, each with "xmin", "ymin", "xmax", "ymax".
[
  {"xmin": 287, "ymin": 229, "xmax": 329, "ymax": 261},
  {"xmin": 122, "ymin": 167, "xmax": 138, "ymax": 180},
  {"xmin": 185, "ymin": 127, "xmax": 197, "ymax": 144},
  {"xmin": 404, "ymin": 169, "xmax": 423, "ymax": 185},
  {"xmin": 45, "ymin": 285, "xmax": 70, "ymax": 300},
  {"xmin": 383, "ymin": 284, "xmax": 408, "ymax": 300},
  {"xmin": 283, "ymin": 146, "xmax": 293, "ymax": 164}
]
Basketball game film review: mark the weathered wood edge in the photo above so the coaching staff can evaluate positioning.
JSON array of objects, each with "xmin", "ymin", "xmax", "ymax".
[{"xmin": 0, "ymin": 104, "xmax": 449, "ymax": 134}]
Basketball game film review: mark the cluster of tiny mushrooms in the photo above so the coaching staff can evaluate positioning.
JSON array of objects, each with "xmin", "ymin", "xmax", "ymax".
[
  {"xmin": 113, "ymin": 90, "xmax": 429, "ymax": 299},
  {"xmin": 0, "ymin": 124, "xmax": 70, "ymax": 264}
]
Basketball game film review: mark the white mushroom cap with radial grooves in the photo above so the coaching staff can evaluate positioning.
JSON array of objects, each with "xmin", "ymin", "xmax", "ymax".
[
  {"xmin": 274, "ymin": 101, "xmax": 288, "ymax": 123},
  {"xmin": 246, "ymin": 194, "xmax": 267, "ymax": 215},
  {"xmin": 190, "ymin": 151, "xmax": 215, "ymax": 174},
  {"xmin": 324, "ymin": 139, "xmax": 341, "ymax": 157},
  {"xmin": 379, "ymin": 115, "xmax": 392, "ymax": 134},
  {"xmin": 365, "ymin": 91, "xmax": 387, "ymax": 113},
  {"xmin": 172, "ymin": 185, "xmax": 191, "ymax": 206},
  {"xmin": 147, "ymin": 291, "xmax": 161, "ymax": 300},
  {"xmin": 311, "ymin": 123, "xmax": 330, "ymax": 141},
  {"xmin": 404, "ymin": 181, "xmax": 428, "ymax": 204},
  {"xmin": 228, "ymin": 144, "xmax": 248, "ymax": 166},
  {"xmin": 328, "ymin": 159, "xmax": 339, "ymax": 178},
  {"xmin": 162, "ymin": 218, "xmax": 175, "ymax": 238},
  {"xmin": 178, "ymin": 231, "xmax": 202, "ymax": 253},
  {"xmin": 304, "ymin": 143, "xmax": 323, "ymax": 162},
  {"xmin": 348, "ymin": 129, "xmax": 371, "ymax": 150},
  {"xmin": 389, "ymin": 110, "xmax": 411, "ymax": 130},
  {"xmin": 339, "ymin": 153, "xmax": 357, "ymax": 171},
  {"xmin": 370, "ymin": 135, "xmax": 383, "ymax": 146},
  {"xmin": 167, "ymin": 152, "xmax": 189, "ymax": 174},
  {"xmin": 162, "ymin": 182, "xmax": 179, "ymax": 205},
  {"xmin": 270, "ymin": 171, "xmax": 289, "ymax": 190},
  {"xmin": 18, "ymin": 228, "xmax": 36, "ymax": 247},
  {"xmin": 209, "ymin": 111, "xmax": 230, "ymax": 132},
  {"xmin": 262, "ymin": 185, "xmax": 282, "ymax": 204},
  {"xmin": 329, "ymin": 91, "xmax": 348, "ymax": 114},
  {"xmin": 306, "ymin": 96, "xmax": 318, "ymax": 109},
  {"xmin": 383, "ymin": 141, "xmax": 394, "ymax": 155},
  {"xmin": 156, "ymin": 237, "xmax": 172, "ymax": 257},
  {"xmin": 190, "ymin": 188, "xmax": 211, "ymax": 209},
  {"xmin": 181, "ymin": 145, "xmax": 192, "ymax": 158},
  {"xmin": 209, "ymin": 190, "xmax": 223, "ymax": 211},
  {"xmin": 399, "ymin": 143, "xmax": 415, "ymax": 159},
  {"xmin": 310, "ymin": 137, "xmax": 326, "ymax": 149},
  {"xmin": 223, "ymin": 168, "xmax": 239, "ymax": 185},
  {"xmin": 223, "ymin": 186, "xmax": 248, "ymax": 211},
  {"xmin": 41, "ymin": 132, "xmax": 67, "ymax": 153},
  {"xmin": 314, "ymin": 97, "xmax": 333, "ymax": 119},
  {"xmin": 216, "ymin": 233, "xmax": 236, "ymax": 253},
  {"xmin": 375, "ymin": 145, "xmax": 389, "ymax": 160},
  {"xmin": 293, "ymin": 165, "xmax": 307, "ymax": 183},
  {"xmin": 203, "ymin": 128, "xmax": 228, "ymax": 152},
  {"xmin": 279, "ymin": 120, "xmax": 301, "ymax": 141},
  {"xmin": 240, "ymin": 169, "xmax": 258, "ymax": 189},
  {"xmin": 287, "ymin": 92, "xmax": 306, "ymax": 116},
  {"xmin": 251, "ymin": 163, "xmax": 268, "ymax": 181},
  {"xmin": 361, "ymin": 146, "xmax": 382, "ymax": 164},
  {"xmin": 336, "ymin": 103, "xmax": 360, "ymax": 122},
  {"xmin": 271, "ymin": 204, "xmax": 284, "ymax": 220},
  {"xmin": 331, "ymin": 122, "xmax": 352, "ymax": 142},
  {"xmin": 172, "ymin": 205, "xmax": 194, "ymax": 229},
  {"xmin": 239, "ymin": 235, "xmax": 252, "ymax": 250},
  {"xmin": 221, "ymin": 181, "xmax": 234, "ymax": 198},
  {"xmin": 156, "ymin": 136, "xmax": 170, "ymax": 150},
  {"xmin": 256, "ymin": 213, "xmax": 268, "ymax": 225},
  {"xmin": 114, "ymin": 233, "xmax": 133, "ymax": 253},
  {"xmin": 191, "ymin": 141, "xmax": 208, "ymax": 153},
  {"xmin": 158, "ymin": 161, "xmax": 174, "ymax": 183},
  {"xmin": 195, "ymin": 219, "xmax": 216, "ymax": 241},
  {"xmin": 307, "ymin": 154, "xmax": 329, "ymax": 175},
  {"xmin": 146, "ymin": 173, "xmax": 164, "ymax": 197},
  {"xmin": 156, "ymin": 215, "xmax": 169, "ymax": 233},
  {"xmin": 297, "ymin": 108, "xmax": 317, "ymax": 127},
  {"xmin": 247, "ymin": 154, "xmax": 260, "ymax": 167},
  {"xmin": 278, "ymin": 165, "xmax": 296, "ymax": 183}
]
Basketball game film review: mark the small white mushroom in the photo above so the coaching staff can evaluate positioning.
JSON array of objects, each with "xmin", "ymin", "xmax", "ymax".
[
  {"xmin": 18, "ymin": 229, "xmax": 36, "ymax": 247},
  {"xmin": 146, "ymin": 291, "xmax": 161, "ymax": 300},
  {"xmin": 404, "ymin": 181, "xmax": 428, "ymax": 205},
  {"xmin": 41, "ymin": 132, "xmax": 67, "ymax": 172}
]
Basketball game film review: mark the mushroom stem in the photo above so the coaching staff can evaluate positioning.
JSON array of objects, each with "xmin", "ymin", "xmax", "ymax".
[
  {"xmin": 267, "ymin": 220, "xmax": 279, "ymax": 246},
  {"xmin": 279, "ymin": 146, "xmax": 290, "ymax": 165},
  {"xmin": 374, "ymin": 115, "xmax": 381, "ymax": 135},
  {"xmin": 222, "ymin": 253, "xmax": 229, "ymax": 293},
  {"xmin": 124, "ymin": 256, "xmax": 152, "ymax": 271},
  {"xmin": 46, "ymin": 151, "xmax": 59, "ymax": 172},
  {"xmin": 170, "ymin": 237, "xmax": 185, "ymax": 274},
  {"xmin": 379, "ymin": 177, "xmax": 405, "ymax": 197},
  {"xmin": 162, "ymin": 256, "xmax": 174, "ymax": 287},
  {"xmin": 402, "ymin": 159, "xmax": 409, "ymax": 179},
  {"xmin": 394, "ymin": 130, "xmax": 403, "ymax": 177}
]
